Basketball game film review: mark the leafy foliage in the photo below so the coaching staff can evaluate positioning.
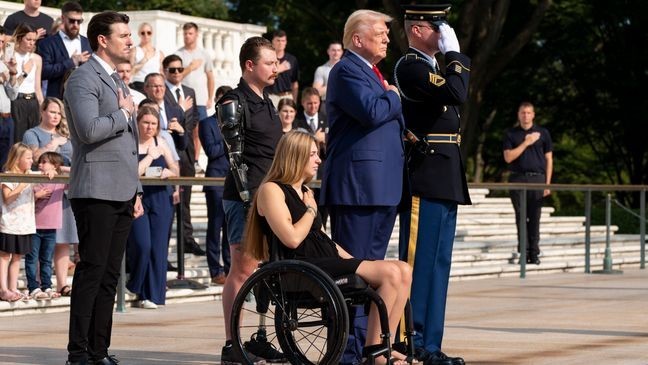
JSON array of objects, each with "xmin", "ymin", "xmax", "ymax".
[{"xmin": 480, "ymin": 0, "xmax": 648, "ymax": 208}]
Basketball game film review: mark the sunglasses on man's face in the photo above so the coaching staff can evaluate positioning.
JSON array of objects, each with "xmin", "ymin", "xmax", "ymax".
[
  {"xmin": 67, "ymin": 18, "xmax": 83, "ymax": 25},
  {"xmin": 166, "ymin": 67, "xmax": 184, "ymax": 74},
  {"xmin": 140, "ymin": 31, "xmax": 152, "ymax": 36}
]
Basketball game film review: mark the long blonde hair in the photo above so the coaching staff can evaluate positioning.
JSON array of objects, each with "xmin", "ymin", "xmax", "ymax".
[
  {"xmin": 244, "ymin": 130, "xmax": 318, "ymax": 261},
  {"xmin": 41, "ymin": 97, "xmax": 70, "ymax": 138}
]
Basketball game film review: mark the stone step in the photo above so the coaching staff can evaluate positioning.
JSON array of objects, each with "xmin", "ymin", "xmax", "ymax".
[
  {"xmin": 456, "ymin": 224, "xmax": 614, "ymax": 237},
  {"xmin": 456, "ymin": 215, "xmax": 584, "ymax": 226},
  {"xmin": 452, "ymin": 241, "xmax": 641, "ymax": 268},
  {"xmin": 455, "ymin": 232, "xmax": 636, "ymax": 249},
  {"xmin": 451, "ymin": 255, "xmax": 643, "ymax": 281}
]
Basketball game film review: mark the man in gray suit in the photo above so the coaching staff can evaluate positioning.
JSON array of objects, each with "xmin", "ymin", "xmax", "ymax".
[{"xmin": 63, "ymin": 11, "xmax": 143, "ymax": 365}]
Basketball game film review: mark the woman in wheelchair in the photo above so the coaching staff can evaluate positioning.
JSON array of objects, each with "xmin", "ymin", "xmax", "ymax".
[{"xmin": 244, "ymin": 130, "xmax": 412, "ymax": 364}]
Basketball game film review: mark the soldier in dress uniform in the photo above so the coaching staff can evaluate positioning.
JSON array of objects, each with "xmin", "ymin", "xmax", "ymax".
[{"xmin": 394, "ymin": 4, "xmax": 470, "ymax": 365}]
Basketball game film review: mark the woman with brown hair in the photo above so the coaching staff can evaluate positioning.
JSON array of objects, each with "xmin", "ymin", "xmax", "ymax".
[
  {"xmin": 245, "ymin": 130, "xmax": 412, "ymax": 365},
  {"xmin": 127, "ymin": 105, "xmax": 178, "ymax": 309},
  {"xmin": 277, "ymin": 97, "xmax": 297, "ymax": 133},
  {"xmin": 8, "ymin": 23, "xmax": 44, "ymax": 142}
]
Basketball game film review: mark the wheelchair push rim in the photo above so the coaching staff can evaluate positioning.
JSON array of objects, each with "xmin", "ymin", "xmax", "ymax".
[{"xmin": 231, "ymin": 260, "xmax": 349, "ymax": 365}]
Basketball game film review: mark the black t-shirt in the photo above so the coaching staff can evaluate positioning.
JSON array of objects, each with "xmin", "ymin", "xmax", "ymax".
[
  {"xmin": 3, "ymin": 11, "xmax": 54, "ymax": 36},
  {"xmin": 267, "ymin": 52, "xmax": 299, "ymax": 94},
  {"xmin": 503, "ymin": 124, "xmax": 553, "ymax": 174},
  {"xmin": 222, "ymin": 78, "xmax": 283, "ymax": 201}
]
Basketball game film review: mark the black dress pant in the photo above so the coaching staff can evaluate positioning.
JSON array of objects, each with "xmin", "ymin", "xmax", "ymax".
[
  {"xmin": 178, "ymin": 151, "xmax": 196, "ymax": 246},
  {"xmin": 509, "ymin": 173, "xmax": 545, "ymax": 258},
  {"xmin": 68, "ymin": 198, "xmax": 134, "ymax": 362},
  {"xmin": 11, "ymin": 96, "xmax": 39, "ymax": 142},
  {"xmin": 205, "ymin": 187, "xmax": 231, "ymax": 276}
]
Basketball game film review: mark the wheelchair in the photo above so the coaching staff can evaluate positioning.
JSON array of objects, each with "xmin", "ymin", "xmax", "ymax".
[{"xmin": 230, "ymin": 239, "xmax": 416, "ymax": 365}]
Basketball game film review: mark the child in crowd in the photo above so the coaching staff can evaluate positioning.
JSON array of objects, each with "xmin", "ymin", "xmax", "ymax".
[
  {"xmin": 0, "ymin": 143, "xmax": 36, "ymax": 302},
  {"xmin": 25, "ymin": 152, "xmax": 65, "ymax": 300}
]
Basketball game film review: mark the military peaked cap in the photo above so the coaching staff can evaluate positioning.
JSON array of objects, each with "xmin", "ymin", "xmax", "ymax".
[{"xmin": 403, "ymin": 4, "xmax": 451, "ymax": 25}]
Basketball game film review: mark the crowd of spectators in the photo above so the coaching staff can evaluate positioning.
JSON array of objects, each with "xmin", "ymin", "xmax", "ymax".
[{"xmin": 0, "ymin": 0, "xmax": 335, "ymax": 307}]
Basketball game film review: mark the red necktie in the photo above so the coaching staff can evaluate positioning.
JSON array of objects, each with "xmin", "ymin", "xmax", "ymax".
[{"xmin": 372, "ymin": 65, "xmax": 386, "ymax": 90}]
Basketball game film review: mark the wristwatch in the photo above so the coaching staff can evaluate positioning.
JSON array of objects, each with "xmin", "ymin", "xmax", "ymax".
[{"xmin": 20, "ymin": 71, "xmax": 28, "ymax": 78}]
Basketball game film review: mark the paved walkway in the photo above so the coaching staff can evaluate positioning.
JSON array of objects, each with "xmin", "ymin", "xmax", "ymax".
[{"xmin": 1, "ymin": 269, "xmax": 647, "ymax": 364}]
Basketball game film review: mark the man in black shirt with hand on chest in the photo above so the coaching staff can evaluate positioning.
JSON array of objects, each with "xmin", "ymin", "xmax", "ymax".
[{"xmin": 503, "ymin": 101, "xmax": 553, "ymax": 265}]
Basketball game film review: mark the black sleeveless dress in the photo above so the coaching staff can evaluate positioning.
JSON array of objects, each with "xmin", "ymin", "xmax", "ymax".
[{"xmin": 261, "ymin": 182, "xmax": 362, "ymax": 278}]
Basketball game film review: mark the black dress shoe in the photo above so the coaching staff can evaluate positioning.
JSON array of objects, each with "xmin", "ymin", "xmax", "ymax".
[
  {"xmin": 65, "ymin": 360, "xmax": 88, "ymax": 365},
  {"xmin": 93, "ymin": 355, "xmax": 119, "ymax": 364},
  {"xmin": 416, "ymin": 349, "xmax": 465, "ymax": 365},
  {"xmin": 447, "ymin": 353, "xmax": 465, "ymax": 365},
  {"xmin": 527, "ymin": 256, "xmax": 541, "ymax": 265},
  {"xmin": 185, "ymin": 242, "xmax": 206, "ymax": 256}
]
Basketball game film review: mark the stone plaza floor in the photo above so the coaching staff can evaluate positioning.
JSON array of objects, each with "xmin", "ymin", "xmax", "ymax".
[{"xmin": 1, "ymin": 269, "xmax": 647, "ymax": 364}]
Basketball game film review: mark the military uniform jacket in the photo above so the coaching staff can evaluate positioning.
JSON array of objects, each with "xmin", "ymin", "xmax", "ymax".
[{"xmin": 394, "ymin": 48, "xmax": 471, "ymax": 205}]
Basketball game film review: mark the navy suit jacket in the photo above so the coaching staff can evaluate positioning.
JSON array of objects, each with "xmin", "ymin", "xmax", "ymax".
[
  {"xmin": 164, "ymin": 85, "xmax": 198, "ymax": 166},
  {"xmin": 198, "ymin": 115, "xmax": 229, "ymax": 191},
  {"xmin": 38, "ymin": 33, "xmax": 91, "ymax": 99},
  {"xmin": 320, "ymin": 51, "xmax": 405, "ymax": 206},
  {"xmin": 295, "ymin": 111, "xmax": 328, "ymax": 178},
  {"xmin": 161, "ymin": 99, "xmax": 188, "ymax": 151}
]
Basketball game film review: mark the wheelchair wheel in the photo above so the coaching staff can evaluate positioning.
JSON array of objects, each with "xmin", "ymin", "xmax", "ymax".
[{"xmin": 231, "ymin": 260, "xmax": 349, "ymax": 364}]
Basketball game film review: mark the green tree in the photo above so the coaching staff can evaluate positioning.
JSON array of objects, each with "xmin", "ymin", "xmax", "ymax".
[{"xmin": 479, "ymin": 0, "xmax": 648, "ymax": 207}]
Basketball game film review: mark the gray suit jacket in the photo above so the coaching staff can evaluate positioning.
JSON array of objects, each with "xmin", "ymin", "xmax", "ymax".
[{"xmin": 64, "ymin": 57, "xmax": 141, "ymax": 201}]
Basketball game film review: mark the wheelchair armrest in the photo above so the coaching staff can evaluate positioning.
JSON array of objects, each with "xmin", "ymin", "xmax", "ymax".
[{"xmin": 334, "ymin": 274, "xmax": 368, "ymax": 292}]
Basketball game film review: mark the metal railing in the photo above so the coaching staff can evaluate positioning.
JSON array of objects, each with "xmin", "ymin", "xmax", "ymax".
[
  {"xmin": 468, "ymin": 182, "xmax": 646, "ymax": 278},
  {"xmin": 1, "ymin": 173, "xmax": 646, "ymax": 297}
]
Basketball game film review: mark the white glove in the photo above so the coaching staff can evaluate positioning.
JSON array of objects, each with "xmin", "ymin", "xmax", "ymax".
[{"xmin": 438, "ymin": 23, "xmax": 460, "ymax": 54}]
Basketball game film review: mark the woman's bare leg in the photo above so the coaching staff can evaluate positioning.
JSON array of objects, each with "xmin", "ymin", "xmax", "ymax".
[
  {"xmin": 0, "ymin": 251, "xmax": 10, "ymax": 294},
  {"xmin": 8, "ymin": 254, "xmax": 22, "ymax": 292},
  {"xmin": 356, "ymin": 260, "xmax": 411, "ymax": 346},
  {"xmin": 54, "ymin": 244, "xmax": 70, "ymax": 291}
]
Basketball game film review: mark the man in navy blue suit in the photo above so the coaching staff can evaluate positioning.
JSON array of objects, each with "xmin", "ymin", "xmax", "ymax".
[
  {"xmin": 37, "ymin": 1, "xmax": 91, "ymax": 99},
  {"xmin": 161, "ymin": 54, "xmax": 206, "ymax": 257},
  {"xmin": 320, "ymin": 9, "xmax": 404, "ymax": 365},
  {"xmin": 198, "ymin": 85, "xmax": 232, "ymax": 285}
]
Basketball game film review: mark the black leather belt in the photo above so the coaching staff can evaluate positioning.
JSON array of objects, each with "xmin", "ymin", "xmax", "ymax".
[
  {"xmin": 425, "ymin": 133, "xmax": 461, "ymax": 144},
  {"xmin": 511, "ymin": 171, "xmax": 545, "ymax": 176},
  {"xmin": 17, "ymin": 93, "xmax": 36, "ymax": 100}
]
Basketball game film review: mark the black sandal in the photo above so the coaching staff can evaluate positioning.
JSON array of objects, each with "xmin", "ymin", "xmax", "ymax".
[{"xmin": 59, "ymin": 285, "xmax": 72, "ymax": 297}]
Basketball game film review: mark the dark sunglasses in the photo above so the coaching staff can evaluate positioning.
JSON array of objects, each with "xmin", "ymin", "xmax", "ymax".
[
  {"xmin": 68, "ymin": 18, "xmax": 83, "ymax": 25},
  {"xmin": 166, "ymin": 67, "xmax": 184, "ymax": 74},
  {"xmin": 140, "ymin": 31, "xmax": 152, "ymax": 36}
]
